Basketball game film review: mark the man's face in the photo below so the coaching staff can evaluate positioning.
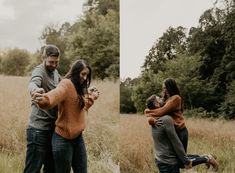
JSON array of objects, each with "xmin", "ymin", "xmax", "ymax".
[
  {"xmin": 154, "ymin": 99, "xmax": 161, "ymax": 108},
  {"xmin": 44, "ymin": 56, "xmax": 59, "ymax": 72}
]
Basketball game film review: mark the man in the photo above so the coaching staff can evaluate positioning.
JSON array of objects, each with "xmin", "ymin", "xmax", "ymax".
[
  {"xmin": 146, "ymin": 95, "xmax": 218, "ymax": 172},
  {"xmin": 24, "ymin": 44, "xmax": 61, "ymax": 173},
  {"xmin": 151, "ymin": 115, "xmax": 192, "ymax": 173}
]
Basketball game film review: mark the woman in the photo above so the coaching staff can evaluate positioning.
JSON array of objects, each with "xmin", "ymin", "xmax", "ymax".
[
  {"xmin": 145, "ymin": 78, "xmax": 219, "ymax": 172},
  {"xmin": 145, "ymin": 78, "xmax": 188, "ymax": 149},
  {"xmin": 33, "ymin": 59, "xmax": 94, "ymax": 173}
]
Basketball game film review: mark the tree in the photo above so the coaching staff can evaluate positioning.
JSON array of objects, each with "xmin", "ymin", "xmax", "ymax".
[
  {"xmin": 220, "ymin": 80, "xmax": 235, "ymax": 119},
  {"xmin": 40, "ymin": 23, "xmax": 71, "ymax": 75},
  {"xmin": 122, "ymin": 0, "xmax": 235, "ymax": 118},
  {"xmin": 39, "ymin": 0, "xmax": 119, "ymax": 80},
  {"xmin": 131, "ymin": 71, "xmax": 163, "ymax": 113},
  {"xmin": 142, "ymin": 26, "xmax": 187, "ymax": 74},
  {"xmin": 66, "ymin": 7, "xmax": 119, "ymax": 79},
  {"xmin": 120, "ymin": 78, "xmax": 137, "ymax": 113},
  {"xmin": 1, "ymin": 48, "xmax": 30, "ymax": 76},
  {"xmin": 84, "ymin": 0, "xmax": 119, "ymax": 15}
]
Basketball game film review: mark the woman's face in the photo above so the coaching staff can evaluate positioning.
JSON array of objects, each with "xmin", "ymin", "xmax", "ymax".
[
  {"xmin": 162, "ymin": 83, "xmax": 169, "ymax": 98},
  {"xmin": 79, "ymin": 67, "xmax": 90, "ymax": 84}
]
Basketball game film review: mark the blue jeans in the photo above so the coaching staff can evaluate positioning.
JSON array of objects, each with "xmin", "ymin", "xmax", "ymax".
[
  {"xmin": 176, "ymin": 127, "xmax": 188, "ymax": 152},
  {"xmin": 24, "ymin": 127, "xmax": 55, "ymax": 173},
  {"xmin": 52, "ymin": 132, "xmax": 87, "ymax": 173},
  {"xmin": 156, "ymin": 160, "xmax": 180, "ymax": 173}
]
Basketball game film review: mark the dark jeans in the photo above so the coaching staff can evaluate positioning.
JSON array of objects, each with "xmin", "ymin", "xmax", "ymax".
[
  {"xmin": 176, "ymin": 127, "xmax": 188, "ymax": 152},
  {"xmin": 156, "ymin": 160, "xmax": 180, "ymax": 173},
  {"xmin": 52, "ymin": 132, "xmax": 87, "ymax": 173},
  {"xmin": 188, "ymin": 155, "xmax": 208, "ymax": 166},
  {"xmin": 176, "ymin": 127, "xmax": 208, "ymax": 167},
  {"xmin": 24, "ymin": 127, "xmax": 54, "ymax": 173}
]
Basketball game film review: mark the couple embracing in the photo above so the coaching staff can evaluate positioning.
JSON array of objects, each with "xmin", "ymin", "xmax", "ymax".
[{"xmin": 145, "ymin": 78, "xmax": 219, "ymax": 173}]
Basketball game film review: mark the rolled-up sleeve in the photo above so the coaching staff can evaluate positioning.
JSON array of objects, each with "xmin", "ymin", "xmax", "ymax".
[{"xmin": 28, "ymin": 67, "xmax": 43, "ymax": 94}]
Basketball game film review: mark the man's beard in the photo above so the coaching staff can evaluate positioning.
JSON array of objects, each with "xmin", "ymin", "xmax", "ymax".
[{"xmin": 44, "ymin": 62, "xmax": 55, "ymax": 73}]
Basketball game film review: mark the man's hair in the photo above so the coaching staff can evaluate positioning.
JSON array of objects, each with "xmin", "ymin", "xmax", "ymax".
[
  {"xmin": 146, "ymin": 95, "xmax": 164, "ymax": 109},
  {"xmin": 42, "ymin": 44, "xmax": 60, "ymax": 58},
  {"xmin": 146, "ymin": 95, "xmax": 158, "ymax": 109}
]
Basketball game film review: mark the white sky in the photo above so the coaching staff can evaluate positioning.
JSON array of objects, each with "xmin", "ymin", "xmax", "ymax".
[
  {"xmin": 0, "ymin": 0, "xmax": 85, "ymax": 53},
  {"xmin": 0, "ymin": 0, "xmax": 217, "ymax": 79},
  {"xmin": 120, "ymin": 0, "xmax": 215, "ymax": 79}
]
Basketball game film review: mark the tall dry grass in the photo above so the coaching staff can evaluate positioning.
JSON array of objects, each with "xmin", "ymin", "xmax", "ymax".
[
  {"xmin": 120, "ymin": 114, "xmax": 156, "ymax": 173},
  {"xmin": 120, "ymin": 114, "xmax": 235, "ymax": 173},
  {"xmin": 0, "ymin": 76, "xmax": 119, "ymax": 173}
]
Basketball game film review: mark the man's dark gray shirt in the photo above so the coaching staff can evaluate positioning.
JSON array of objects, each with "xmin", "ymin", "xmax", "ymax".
[
  {"xmin": 28, "ymin": 64, "xmax": 60, "ymax": 130},
  {"xmin": 151, "ymin": 115, "xmax": 188, "ymax": 165}
]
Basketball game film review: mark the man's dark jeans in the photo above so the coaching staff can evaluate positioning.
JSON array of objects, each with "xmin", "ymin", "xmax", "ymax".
[
  {"xmin": 52, "ymin": 132, "xmax": 87, "ymax": 173},
  {"xmin": 156, "ymin": 160, "xmax": 180, "ymax": 173},
  {"xmin": 24, "ymin": 127, "xmax": 54, "ymax": 173}
]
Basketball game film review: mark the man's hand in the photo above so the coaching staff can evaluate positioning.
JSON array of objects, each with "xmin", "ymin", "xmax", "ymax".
[
  {"xmin": 32, "ymin": 93, "xmax": 45, "ymax": 104},
  {"xmin": 147, "ymin": 117, "xmax": 156, "ymax": 126},
  {"xmin": 31, "ymin": 88, "xmax": 45, "ymax": 99},
  {"xmin": 154, "ymin": 117, "xmax": 163, "ymax": 127},
  {"xmin": 147, "ymin": 117, "xmax": 163, "ymax": 127}
]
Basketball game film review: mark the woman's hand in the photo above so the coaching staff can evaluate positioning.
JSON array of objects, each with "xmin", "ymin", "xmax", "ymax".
[
  {"xmin": 88, "ymin": 86, "xmax": 99, "ymax": 100},
  {"xmin": 84, "ymin": 97, "xmax": 94, "ymax": 111}
]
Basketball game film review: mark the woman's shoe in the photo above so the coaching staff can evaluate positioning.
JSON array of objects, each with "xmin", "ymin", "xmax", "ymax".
[{"xmin": 206, "ymin": 154, "xmax": 219, "ymax": 171}]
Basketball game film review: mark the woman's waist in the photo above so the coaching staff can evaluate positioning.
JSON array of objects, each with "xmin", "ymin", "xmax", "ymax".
[
  {"xmin": 55, "ymin": 120, "xmax": 86, "ymax": 139},
  {"xmin": 171, "ymin": 115, "xmax": 185, "ymax": 129}
]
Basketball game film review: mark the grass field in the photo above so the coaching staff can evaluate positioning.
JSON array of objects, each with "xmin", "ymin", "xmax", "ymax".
[
  {"xmin": 1, "ymin": 75, "xmax": 235, "ymax": 173},
  {"xmin": 120, "ymin": 114, "xmax": 235, "ymax": 173},
  {"xmin": 0, "ymin": 75, "xmax": 119, "ymax": 173}
]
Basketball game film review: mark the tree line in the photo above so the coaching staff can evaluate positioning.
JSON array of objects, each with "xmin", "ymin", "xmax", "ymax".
[
  {"xmin": 121, "ymin": 0, "xmax": 235, "ymax": 119},
  {"xmin": 0, "ymin": 0, "xmax": 119, "ymax": 80}
]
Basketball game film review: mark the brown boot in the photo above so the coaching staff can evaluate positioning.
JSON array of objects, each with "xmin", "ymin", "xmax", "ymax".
[
  {"xmin": 203, "ymin": 154, "xmax": 217, "ymax": 169},
  {"xmin": 185, "ymin": 160, "xmax": 192, "ymax": 169},
  {"xmin": 206, "ymin": 154, "xmax": 219, "ymax": 171}
]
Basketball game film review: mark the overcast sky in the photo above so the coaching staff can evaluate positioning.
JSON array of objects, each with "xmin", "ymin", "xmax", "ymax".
[
  {"xmin": 0, "ymin": 0, "xmax": 85, "ymax": 53},
  {"xmin": 120, "ymin": 0, "xmax": 216, "ymax": 79},
  {"xmin": 1, "ymin": 0, "xmax": 217, "ymax": 79}
]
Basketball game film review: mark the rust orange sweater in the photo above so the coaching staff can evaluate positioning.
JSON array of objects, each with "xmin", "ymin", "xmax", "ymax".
[
  {"xmin": 145, "ymin": 95, "xmax": 185, "ymax": 129},
  {"xmin": 38, "ymin": 79, "xmax": 87, "ymax": 139}
]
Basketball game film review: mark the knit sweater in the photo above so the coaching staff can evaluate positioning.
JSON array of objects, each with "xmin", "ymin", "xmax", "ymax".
[
  {"xmin": 28, "ymin": 64, "xmax": 60, "ymax": 130},
  {"xmin": 151, "ymin": 115, "xmax": 188, "ymax": 165},
  {"xmin": 146, "ymin": 95, "xmax": 185, "ymax": 129},
  {"xmin": 38, "ymin": 79, "xmax": 87, "ymax": 139}
]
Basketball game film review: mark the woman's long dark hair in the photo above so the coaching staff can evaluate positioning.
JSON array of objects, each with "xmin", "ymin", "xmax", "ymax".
[
  {"xmin": 64, "ymin": 59, "xmax": 91, "ymax": 108},
  {"xmin": 163, "ymin": 78, "xmax": 183, "ymax": 111},
  {"xmin": 164, "ymin": 78, "xmax": 180, "ymax": 97}
]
